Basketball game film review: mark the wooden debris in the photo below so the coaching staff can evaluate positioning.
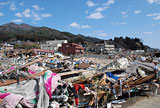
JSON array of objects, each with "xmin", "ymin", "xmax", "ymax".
[{"xmin": 5, "ymin": 56, "xmax": 48, "ymax": 74}]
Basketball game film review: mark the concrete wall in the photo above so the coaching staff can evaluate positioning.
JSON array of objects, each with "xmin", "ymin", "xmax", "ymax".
[{"xmin": 40, "ymin": 40, "xmax": 68, "ymax": 51}]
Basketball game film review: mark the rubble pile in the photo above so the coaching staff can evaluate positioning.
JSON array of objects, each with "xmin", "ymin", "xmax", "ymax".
[{"xmin": 0, "ymin": 51, "xmax": 159, "ymax": 108}]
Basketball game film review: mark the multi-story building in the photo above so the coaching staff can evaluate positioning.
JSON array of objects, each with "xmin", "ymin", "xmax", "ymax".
[
  {"xmin": 104, "ymin": 41, "xmax": 115, "ymax": 53},
  {"xmin": 58, "ymin": 43, "xmax": 84, "ymax": 55},
  {"xmin": 40, "ymin": 40, "xmax": 67, "ymax": 51}
]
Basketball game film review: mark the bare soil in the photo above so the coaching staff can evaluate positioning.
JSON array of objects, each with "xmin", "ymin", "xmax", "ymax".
[{"xmin": 121, "ymin": 89, "xmax": 160, "ymax": 108}]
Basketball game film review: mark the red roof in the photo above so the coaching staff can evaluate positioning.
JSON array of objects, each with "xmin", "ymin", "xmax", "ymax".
[
  {"xmin": 32, "ymin": 49, "xmax": 54, "ymax": 53},
  {"xmin": 75, "ymin": 46, "xmax": 84, "ymax": 50}
]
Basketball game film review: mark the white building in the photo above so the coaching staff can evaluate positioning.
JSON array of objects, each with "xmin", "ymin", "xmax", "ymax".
[
  {"xmin": 104, "ymin": 45, "xmax": 115, "ymax": 51},
  {"xmin": 104, "ymin": 41, "xmax": 115, "ymax": 52},
  {"xmin": 2, "ymin": 44, "xmax": 14, "ymax": 50},
  {"xmin": 135, "ymin": 50, "xmax": 145, "ymax": 53},
  {"xmin": 40, "ymin": 40, "xmax": 67, "ymax": 51}
]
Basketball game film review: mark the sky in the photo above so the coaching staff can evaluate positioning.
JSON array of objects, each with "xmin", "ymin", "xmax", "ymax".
[{"xmin": 0, "ymin": 0, "xmax": 160, "ymax": 48}]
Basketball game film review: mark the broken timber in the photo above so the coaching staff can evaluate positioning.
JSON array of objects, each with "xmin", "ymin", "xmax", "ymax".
[{"xmin": 5, "ymin": 56, "xmax": 48, "ymax": 74}]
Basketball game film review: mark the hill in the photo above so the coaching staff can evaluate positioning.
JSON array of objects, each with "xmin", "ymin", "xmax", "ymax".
[
  {"xmin": 106, "ymin": 36, "xmax": 149, "ymax": 50},
  {"xmin": 0, "ymin": 23, "xmax": 102, "ymax": 43}
]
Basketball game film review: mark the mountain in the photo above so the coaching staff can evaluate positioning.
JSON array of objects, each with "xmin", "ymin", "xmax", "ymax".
[
  {"xmin": 0, "ymin": 23, "xmax": 149, "ymax": 50},
  {"xmin": 0, "ymin": 23, "xmax": 102, "ymax": 43},
  {"xmin": 0, "ymin": 23, "xmax": 35, "ymax": 31}
]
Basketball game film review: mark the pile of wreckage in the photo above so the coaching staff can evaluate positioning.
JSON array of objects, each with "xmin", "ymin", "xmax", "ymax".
[{"xmin": 0, "ymin": 51, "xmax": 159, "ymax": 108}]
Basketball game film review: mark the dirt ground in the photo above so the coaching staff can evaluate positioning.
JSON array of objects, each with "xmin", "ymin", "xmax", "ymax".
[
  {"xmin": 120, "ymin": 89, "xmax": 160, "ymax": 108},
  {"xmin": 121, "ymin": 95, "xmax": 160, "ymax": 108}
]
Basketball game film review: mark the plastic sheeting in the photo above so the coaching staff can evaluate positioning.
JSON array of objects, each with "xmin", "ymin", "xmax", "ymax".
[
  {"xmin": 0, "ymin": 79, "xmax": 39, "ymax": 104},
  {"xmin": 106, "ymin": 58, "xmax": 129, "ymax": 70},
  {"xmin": 106, "ymin": 72, "xmax": 119, "ymax": 80}
]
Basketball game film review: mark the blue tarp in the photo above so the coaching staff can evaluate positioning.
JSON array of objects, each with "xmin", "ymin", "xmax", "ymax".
[
  {"xmin": 50, "ymin": 59, "xmax": 57, "ymax": 63},
  {"xmin": 106, "ymin": 72, "xmax": 119, "ymax": 80}
]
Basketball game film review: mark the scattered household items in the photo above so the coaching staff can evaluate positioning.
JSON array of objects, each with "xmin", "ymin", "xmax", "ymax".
[{"xmin": 0, "ymin": 50, "xmax": 159, "ymax": 108}]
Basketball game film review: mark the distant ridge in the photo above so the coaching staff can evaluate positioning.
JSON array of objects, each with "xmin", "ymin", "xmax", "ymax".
[{"xmin": 0, "ymin": 23, "xmax": 102, "ymax": 43}]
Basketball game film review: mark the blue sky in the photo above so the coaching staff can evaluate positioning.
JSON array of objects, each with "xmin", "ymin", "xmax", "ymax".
[{"xmin": 0, "ymin": 0, "xmax": 160, "ymax": 48}]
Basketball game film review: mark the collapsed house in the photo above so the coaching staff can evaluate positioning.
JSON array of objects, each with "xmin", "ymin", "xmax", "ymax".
[{"xmin": 0, "ymin": 51, "xmax": 159, "ymax": 108}]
